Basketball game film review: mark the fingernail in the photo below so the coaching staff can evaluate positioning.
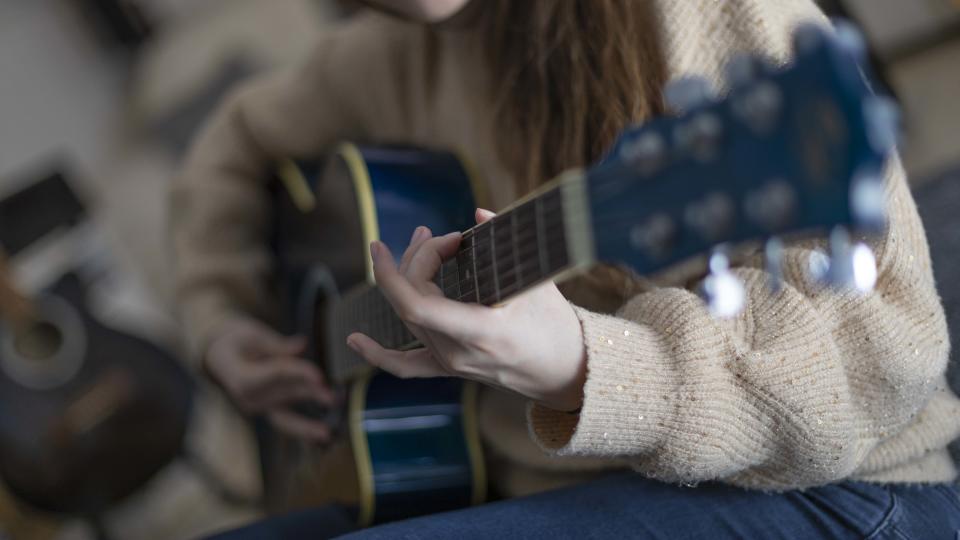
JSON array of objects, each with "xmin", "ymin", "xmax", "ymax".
[
  {"xmin": 410, "ymin": 227, "xmax": 422, "ymax": 244},
  {"xmin": 346, "ymin": 336, "xmax": 359, "ymax": 351}
]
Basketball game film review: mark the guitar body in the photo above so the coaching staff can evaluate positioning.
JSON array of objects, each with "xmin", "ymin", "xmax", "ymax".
[{"xmin": 269, "ymin": 144, "xmax": 487, "ymax": 526}]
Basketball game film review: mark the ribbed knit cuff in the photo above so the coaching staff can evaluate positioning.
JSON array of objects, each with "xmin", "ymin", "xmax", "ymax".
[{"xmin": 528, "ymin": 304, "xmax": 677, "ymax": 457}]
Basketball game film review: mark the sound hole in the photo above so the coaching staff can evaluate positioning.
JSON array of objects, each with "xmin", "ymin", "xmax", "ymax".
[{"xmin": 13, "ymin": 320, "xmax": 64, "ymax": 363}]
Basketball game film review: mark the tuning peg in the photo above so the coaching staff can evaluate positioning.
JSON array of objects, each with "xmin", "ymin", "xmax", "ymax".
[
  {"xmin": 864, "ymin": 95, "xmax": 900, "ymax": 154},
  {"xmin": 732, "ymin": 81, "xmax": 783, "ymax": 134},
  {"xmin": 675, "ymin": 112, "xmax": 724, "ymax": 162},
  {"xmin": 793, "ymin": 23, "xmax": 827, "ymax": 56},
  {"xmin": 850, "ymin": 168, "xmax": 887, "ymax": 230},
  {"xmin": 685, "ymin": 192, "xmax": 735, "ymax": 241},
  {"xmin": 810, "ymin": 228, "xmax": 878, "ymax": 292},
  {"xmin": 630, "ymin": 213, "xmax": 677, "ymax": 259},
  {"xmin": 832, "ymin": 19, "xmax": 868, "ymax": 62},
  {"xmin": 701, "ymin": 250, "xmax": 746, "ymax": 318},
  {"xmin": 619, "ymin": 131, "xmax": 668, "ymax": 175},
  {"xmin": 764, "ymin": 237, "xmax": 785, "ymax": 292},
  {"xmin": 724, "ymin": 53, "xmax": 767, "ymax": 89},
  {"xmin": 663, "ymin": 76, "xmax": 714, "ymax": 114},
  {"xmin": 744, "ymin": 179, "xmax": 797, "ymax": 231}
]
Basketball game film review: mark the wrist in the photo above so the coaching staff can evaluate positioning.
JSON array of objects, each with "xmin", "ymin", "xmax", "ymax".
[{"xmin": 537, "ymin": 303, "xmax": 587, "ymax": 412}]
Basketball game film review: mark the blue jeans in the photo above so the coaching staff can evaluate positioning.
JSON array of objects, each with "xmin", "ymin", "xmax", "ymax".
[{"xmin": 208, "ymin": 473, "xmax": 960, "ymax": 539}]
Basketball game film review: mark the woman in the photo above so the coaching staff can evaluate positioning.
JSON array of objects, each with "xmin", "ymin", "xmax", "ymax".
[{"xmin": 172, "ymin": 0, "xmax": 960, "ymax": 537}]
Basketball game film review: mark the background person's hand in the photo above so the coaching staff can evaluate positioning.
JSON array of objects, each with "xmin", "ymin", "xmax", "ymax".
[
  {"xmin": 205, "ymin": 317, "xmax": 335, "ymax": 442},
  {"xmin": 347, "ymin": 209, "xmax": 587, "ymax": 412}
]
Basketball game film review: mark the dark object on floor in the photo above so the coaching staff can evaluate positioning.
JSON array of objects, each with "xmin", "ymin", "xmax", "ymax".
[
  {"xmin": 913, "ymin": 166, "xmax": 960, "ymax": 464},
  {"xmin": 0, "ymin": 273, "xmax": 193, "ymax": 515},
  {"xmin": 0, "ymin": 171, "xmax": 85, "ymax": 256},
  {"xmin": 0, "ymin": 168, "xmax": 193, "ymax": 540}
]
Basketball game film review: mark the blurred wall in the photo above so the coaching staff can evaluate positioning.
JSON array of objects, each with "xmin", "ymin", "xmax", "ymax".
[{"xmin": 0, "ymin": 1, "xmax": 125, "ymax": 189}]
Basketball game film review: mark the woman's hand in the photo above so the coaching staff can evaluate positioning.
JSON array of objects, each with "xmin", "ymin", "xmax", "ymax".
[
  {"xmin": 346, "ymin": 209, "xmax": 587, "ymax": 412},
  {"xmin": 205, "ymin": 317, "xmax": 336, "ymax": 442}
]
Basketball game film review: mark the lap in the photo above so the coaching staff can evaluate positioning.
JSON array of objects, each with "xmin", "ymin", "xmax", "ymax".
[
  {"xmin": 344, "ymin": 474, "xmax": 960, "ymax": 540},
  {"xmin": 208, "ymin": 473, "xmax": 960, "ymax": 540}
]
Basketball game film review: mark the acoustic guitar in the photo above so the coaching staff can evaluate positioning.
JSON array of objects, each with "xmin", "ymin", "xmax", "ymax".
[
  {"xmin": 266, "ymin": 22, "xmax": 895, "ymax": 526},
  {"xmin": 0, "ymin": 171, "xmax": 193, "ymax": 536},
  {"xmin": 0, "ymin": 272, "xmax": 193, "ymax": 517}
]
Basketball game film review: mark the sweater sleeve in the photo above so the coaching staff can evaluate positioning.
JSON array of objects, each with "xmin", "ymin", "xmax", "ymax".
[
  {"xmin": 528, "ymin": 0, "xmax": 953, "ymax": 488},
  {"xmin": 170, "ymin": 23, "xmax": 373, "ymax": 363},
  {"xmin": 529, "ymin": 154, "xmax": 951, "ymax": 489}
]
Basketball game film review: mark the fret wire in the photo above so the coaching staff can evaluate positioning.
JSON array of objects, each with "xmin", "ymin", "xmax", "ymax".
[
  {"xmin": 454, "ymin": 253, "xmax": 462, "ymax": 300},
  {"xmin": 470, "ymin": 229, "xmax": 480, "ymax": 303},
  {"xmin": 452, "ymin": 259, "xmax": 556, "ymax": 296},
  {"xmin": 535, "ymin": 196, "xmax": 548, "ymax": 279},
  {"xmin": 438, "ymin": 256, "xmax": 445, "ymax": 298},
  {"xmin": 489, "ymin": 219, "xmax": 500, "ymax": 303},
  {"xmin": 510, "ymin": 209, "xmax": 522, "ymax": 291},
  {"xmin": 463, "ymin": 265, "xmax": 561, "ymax": 304},
  {"xmin": 451, "ymin": 238, "xmax": 567, "ymax": 288}
]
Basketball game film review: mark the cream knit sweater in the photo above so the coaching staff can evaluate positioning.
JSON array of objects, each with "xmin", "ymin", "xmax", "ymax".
[{"xmin": 172, "ymin": 0, "xmax": 960, "ymax": 496}]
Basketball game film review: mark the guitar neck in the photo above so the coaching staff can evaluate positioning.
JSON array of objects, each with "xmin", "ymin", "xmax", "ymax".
[
  {"xmin": 326, "ymin": 172, "xmax": 594, "ymax": 384},
  {"xmin": 438, "ymin": 177, "xmax": 586, "ymax": 305}
]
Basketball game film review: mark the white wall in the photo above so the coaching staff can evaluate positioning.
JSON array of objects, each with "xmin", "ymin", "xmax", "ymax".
[{"xmin": 0, "ymin": 0, "xmax": 125, "ymax": 189}]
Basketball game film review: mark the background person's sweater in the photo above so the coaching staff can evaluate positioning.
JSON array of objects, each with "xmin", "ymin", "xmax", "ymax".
[{"xmin": 171, "ymin": 0, "xmax": 960, "ymax": 496}]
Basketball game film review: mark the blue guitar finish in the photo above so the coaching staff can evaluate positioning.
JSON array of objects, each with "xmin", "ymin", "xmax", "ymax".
[
  {"xmin": 343, "ymin": 145, "xmax": 486, "ymax": 525},
  {"xmin": 360, "ymin": 146, "xmax": 478, "ymax": 265},
  {"xmin": 273, "ymin": 144, "xmax": 486, "ymax": 527}
]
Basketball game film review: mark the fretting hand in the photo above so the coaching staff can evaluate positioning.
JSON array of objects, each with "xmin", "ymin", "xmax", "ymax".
[{"xmin": 347, "ymin": 209, "xmax": 587, "ymax": 412}]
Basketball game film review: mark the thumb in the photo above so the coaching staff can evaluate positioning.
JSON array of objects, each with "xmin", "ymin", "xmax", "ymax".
[{"xmin": 475, "ymin": 208, "xmax": 496, "ymax": 224}]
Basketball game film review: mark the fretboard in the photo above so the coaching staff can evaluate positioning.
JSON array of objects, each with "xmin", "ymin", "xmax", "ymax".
[
  {"xmin": 327, "ymin": 181, "xmax": 585, "ymax": 384},
  {"xmin": 437, "ymin": 186, "xmax": 569, "ymax": 305}
]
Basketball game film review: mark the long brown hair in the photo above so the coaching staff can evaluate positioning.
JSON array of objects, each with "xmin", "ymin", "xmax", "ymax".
[{"xmin": 477, "ymin": 0, "xmax": 666, "ymax": 193}]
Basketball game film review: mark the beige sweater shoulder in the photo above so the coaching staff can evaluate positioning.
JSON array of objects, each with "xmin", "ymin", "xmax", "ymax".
[{"xmin": 171, "ymin": 0, "xmax": 960, "ymax": 491}]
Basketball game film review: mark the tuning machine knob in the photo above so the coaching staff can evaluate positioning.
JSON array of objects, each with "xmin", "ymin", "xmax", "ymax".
[
  {"xmin": 619, "ymin": 131, "xmax": 668, "ymax": 175},
  {"xmin": 663, "ymin": 76, "xmax": 715, "ymax": 114},
  {"xmin": 832, "ymin": 19, "xmax": 868, "ymax": 63},
  {"xmin": 630, "ymin": 213, "xmax": 677, "ymax": 260},
  {"xmin": 675, "ymin": 112, "xmax": 723, "ymax": 162},
  {"xmin": 700, "ymin": 250, "xmax": 746, "ymax": 318},
  {"xmin": 744, "ymin": 179, "xmax": 797, "ymax": 232},
  {"xmin": 808, "ymin": 227, "xmax": 877, "ymax": 292},
  {"xmin": 793, "ymin": 23, "xmax": 828, "ymax": 56},
  {"xmin": 685, "ymin": 192, "xmax": 736, "ymax": 241},
  {"xmin": 850, "ymin": 168, "xmax": 887, "ymax": 231},
  {"xmin": 764, "ymin": 237, "xmax": 785, "ymax": 293},
  {"xmin": 864, "ymin": 95, "xmax": 900, "ymax": 154},
  {"xmin": 724, "ymin": 53, "xmax": 768, "ymax": 89},
  {"xmin": 732, "ymin": 81, "xmax": 783, "ymax": 135}
]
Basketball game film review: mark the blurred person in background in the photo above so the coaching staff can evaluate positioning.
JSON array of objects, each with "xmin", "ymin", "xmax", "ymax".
[{"xmin": 171, "ymin": 0, "xmax": 960, "ymax": 538}]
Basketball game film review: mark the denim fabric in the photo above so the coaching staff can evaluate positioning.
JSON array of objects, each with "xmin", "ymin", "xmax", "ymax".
[{"xmin": 208, "ymin": 473, "xmax": 960, "ymax": 540}]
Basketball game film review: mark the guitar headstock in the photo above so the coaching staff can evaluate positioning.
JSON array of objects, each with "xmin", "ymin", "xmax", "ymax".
[{"xmin": 583, "ymin": 20, "xmax": 896, "ymax": 315}]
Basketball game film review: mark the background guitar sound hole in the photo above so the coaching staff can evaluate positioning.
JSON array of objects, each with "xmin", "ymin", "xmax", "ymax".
[{"xmin": 13, "ymin": 320, "xmax": 64, "ymax": 364}]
